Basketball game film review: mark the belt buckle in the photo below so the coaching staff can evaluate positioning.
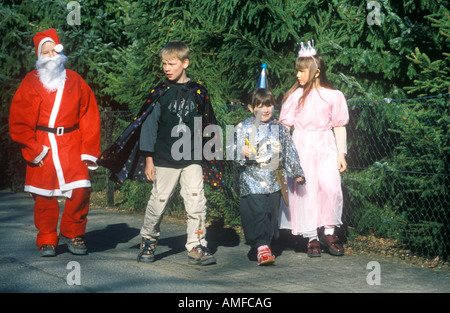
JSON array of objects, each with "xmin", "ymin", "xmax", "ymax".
[{"xmin": 56, "ymin": 127, "xmax": 64, "ymax": 136}]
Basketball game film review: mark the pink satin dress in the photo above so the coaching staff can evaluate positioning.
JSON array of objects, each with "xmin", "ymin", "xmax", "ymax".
[{"xmin": 278, "ymin": 87, "xmax": 349, "ymax": 238}]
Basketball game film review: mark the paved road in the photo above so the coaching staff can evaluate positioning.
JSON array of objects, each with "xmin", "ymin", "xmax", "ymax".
[{"xmin": 0, "ymin": 189, "xmax": 449, "ymax": 297}]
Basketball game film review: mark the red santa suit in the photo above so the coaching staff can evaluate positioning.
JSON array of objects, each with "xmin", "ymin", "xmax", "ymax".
[
  {"xmin": 9, "ymin": 69, "xmax": 100, "ymax": 197},
  {"xmin": 9, "ymin": 29, "xmax": 100, "ymax": 249}
]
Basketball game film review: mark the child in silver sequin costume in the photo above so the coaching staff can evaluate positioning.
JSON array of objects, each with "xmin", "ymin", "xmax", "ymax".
[{"xmin": 228, "ymin": 88, "xmax": 305, "ymax": 265}]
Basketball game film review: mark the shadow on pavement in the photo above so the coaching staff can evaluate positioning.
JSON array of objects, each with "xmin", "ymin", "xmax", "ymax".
[
  {"xmin": 206, "ymin": 224, "xmax": 241, "ymax": 254},
  {"xmin": 85, "ymin": 223, "xmax": 140, "ymax": 253}
]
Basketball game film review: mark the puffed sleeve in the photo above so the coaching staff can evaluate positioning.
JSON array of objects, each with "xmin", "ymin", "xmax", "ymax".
[
  {"xmin": 9, "ymin": 75, "xmax": 48, "ymax": 163},
  {"xmin": 331, "ymin": 90, "xmax": 349, "ymax": 127},
  {"xmin": 279, "ymin": 89, "xmax": 301, "ymax": 128}
]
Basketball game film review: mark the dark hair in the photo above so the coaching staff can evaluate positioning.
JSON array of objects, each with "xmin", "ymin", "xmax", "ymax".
[{"xmin": 250, "ymin": 88, "xmax": 276, "ymax": 109}]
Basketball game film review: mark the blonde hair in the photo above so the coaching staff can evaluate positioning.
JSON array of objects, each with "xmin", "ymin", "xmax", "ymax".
[
  {"xmin": 283, "ymin": 54, "xmax": 333, "ymax": 109},
  {"xmin": 159, "ymin": 40, "xmax": 190, "ymax": 61}
]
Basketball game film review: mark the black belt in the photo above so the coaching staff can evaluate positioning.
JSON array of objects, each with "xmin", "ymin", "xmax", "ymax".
[{"xmin": 37, "ymin": 124, "xmax": 79, "ymax": 136}]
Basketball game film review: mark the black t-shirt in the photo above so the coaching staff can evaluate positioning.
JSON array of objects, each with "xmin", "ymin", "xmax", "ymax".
[{"xmin": 140, "ymin": 80, "xmax": 202, "ymax": 168}]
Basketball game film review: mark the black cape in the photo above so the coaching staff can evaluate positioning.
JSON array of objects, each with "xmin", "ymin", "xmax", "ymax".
[{"xmin": 97, "ymin": 80, "xmax": 225, "ymax": 188}]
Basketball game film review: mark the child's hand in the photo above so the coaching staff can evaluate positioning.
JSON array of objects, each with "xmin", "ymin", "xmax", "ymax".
[
  {"xmin": 83, "ymin": 160, "xmax": 97, "ymax": 168},
  {"xmin": 145, "ymin": 157, "xmax": 156, "ymax": 181},
  {"xmin": 296, "ymin": 176, "xmax": 305, "ymax": 184},
  {"xmin": 338, "ymin": 154, "xmax": 347, "ymax": 173},
  {"xmin": 242, "ymin": 145, "xmax": 253, "ymax": 158}
]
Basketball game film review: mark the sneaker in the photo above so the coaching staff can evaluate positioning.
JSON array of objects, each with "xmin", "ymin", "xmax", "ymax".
[
  {"xmin": 188, "ymin": 245, "xmax": 216, "ymax": 266},
  {"xmin": 137, "ymin": 237, "xmax": 157, "ymax": 263},
  {"xmin": 60, "ymin": 235, "xmax": 87, "ymax": 255},
  {"xmin": 257, "ymin": 246, "xmax": 275, "ymax": 266},
  {"xmin": 39, "ymin": 244, "xmax": 56, "ymax": 257}
]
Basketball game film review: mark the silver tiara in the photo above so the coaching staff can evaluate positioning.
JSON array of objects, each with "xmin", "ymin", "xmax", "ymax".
[{"xmin": 298, "ymin": 40, "xmax": 317, "ymax": 58}]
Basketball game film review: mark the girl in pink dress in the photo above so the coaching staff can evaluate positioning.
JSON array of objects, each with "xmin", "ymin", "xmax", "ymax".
[{"xmin": 278, "ymin": 41, "xmax": 349, "ymax": 257}]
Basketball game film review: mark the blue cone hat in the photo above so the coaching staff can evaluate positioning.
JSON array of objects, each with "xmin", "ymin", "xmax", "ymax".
[{"xmin": 256, "ymin": 63, "xmax": 268, "ymax": 89}]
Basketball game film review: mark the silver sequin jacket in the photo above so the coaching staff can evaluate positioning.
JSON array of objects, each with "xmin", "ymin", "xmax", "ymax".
[{"xmin": 227, "ymin": 117, "xmax": 304, "ymax": 197}]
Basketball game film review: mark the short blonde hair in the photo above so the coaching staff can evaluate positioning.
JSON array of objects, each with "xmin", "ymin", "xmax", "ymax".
[{"xmin": 159, "ymin": 40, "xmax": 190, "ymax": 61}]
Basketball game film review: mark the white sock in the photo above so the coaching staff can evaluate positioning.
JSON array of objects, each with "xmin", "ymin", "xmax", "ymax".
[
  {"xmin": 308, "ymin": 236, "xmax": 318, "ymax": 242},
  {"xmin": 324, "ymin": 227, "xmax": 334, "ymax": 236}
]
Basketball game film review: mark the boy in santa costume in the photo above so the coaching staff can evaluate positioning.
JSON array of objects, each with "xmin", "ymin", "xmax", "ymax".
[{"xmin": 9, "ymin": 28, "xmax": 101, "ymax": 257}]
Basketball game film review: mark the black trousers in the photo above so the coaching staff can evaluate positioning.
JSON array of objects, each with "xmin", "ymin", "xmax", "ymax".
[{"xmin": 239, "ymin": 191, "xmax": 281, "ymax": 248}]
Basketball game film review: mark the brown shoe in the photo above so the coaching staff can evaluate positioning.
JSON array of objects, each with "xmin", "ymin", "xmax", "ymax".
[
  {"xmin": 39, "ymin": 244, "xmax": 56, "ymax": 257},
  {"xmin": 188, "ymin": 245, "xmax": 216, "ymax": 266},
  {"xmin": 320, "ymin": 234, "xmax": 344, "ymax": 256},
  {"xmin": 307, "ymin": 239, "xmax": 321, "ymax": 257},
  {"xmin": 60, "ymin": 234, "xmax": 87, "ymax": 255}
]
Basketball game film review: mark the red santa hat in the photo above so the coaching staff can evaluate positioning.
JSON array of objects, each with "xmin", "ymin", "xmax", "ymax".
[{"xmin": 33, "ymin": 28, "xmax": 64, "ymax": 57}]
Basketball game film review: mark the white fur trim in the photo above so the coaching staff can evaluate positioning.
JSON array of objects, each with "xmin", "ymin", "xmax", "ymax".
[
  {"xmin": 31, "ymin": 145, "xmax": 50, "ymax": 164},
  {"xmin": 54, "ymin": 44, "xmax": 63, "ymax": 53},
  {"xmin": 47, "ymin": 86, "xmax": 68, "ymax": 192},
  {"xmin": 25, "ymin": 180, "xmax": 91, "ymax": 198},
  {"xmin": 81, "ymin": 154, "xmax": 99, "ymax": 170},
  {"xmin": 25, "ymin": 185, "xmax": 71, "ymax": 198}
]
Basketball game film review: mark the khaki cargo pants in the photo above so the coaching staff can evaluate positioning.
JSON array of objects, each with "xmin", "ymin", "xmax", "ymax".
[{"xmin": 140, "ymin": 164, "xmax": 208, "ymax": 251}]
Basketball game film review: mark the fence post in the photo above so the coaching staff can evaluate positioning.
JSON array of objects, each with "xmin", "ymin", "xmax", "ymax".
[{"xmin": 105, "ymin": 107, "xmax": 114, "ymax": 207}]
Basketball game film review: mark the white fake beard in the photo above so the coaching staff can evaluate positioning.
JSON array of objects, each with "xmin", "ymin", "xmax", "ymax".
[{"xmin": 36, "ymin": 54, "xmax": 68, "ymax": 92}]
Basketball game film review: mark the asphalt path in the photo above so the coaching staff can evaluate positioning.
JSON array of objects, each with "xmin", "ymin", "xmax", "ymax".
[{"xmin": 1, "ymin": 189, "xmax": 449, "ymax": 298}]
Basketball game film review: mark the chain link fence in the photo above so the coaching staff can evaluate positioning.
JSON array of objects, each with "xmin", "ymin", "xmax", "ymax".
[
  {"xmin": 343, "ymin": 94, "xmax": 449, "ymax": 264},
  {"xmin": 91, "ymin": 93, "xmax": 450, "ymax": 263}
]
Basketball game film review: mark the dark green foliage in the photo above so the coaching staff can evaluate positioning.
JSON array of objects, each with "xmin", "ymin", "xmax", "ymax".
[
  {"xmin": 1, "ymin": 0, "xmax": 448, "ymax": 112},
  {"xmin": 344, "ymin": 95, "xmax": 450, "ymax": 259}
]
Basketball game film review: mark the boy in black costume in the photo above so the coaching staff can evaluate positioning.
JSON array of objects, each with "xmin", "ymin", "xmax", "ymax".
[
  {"xmin": 99, "ymin": 41, "xmax": 221, "ymax": 265},
  {"xmin": 137, "ymin": 41, "xmax": 217, "ymax": 265}
]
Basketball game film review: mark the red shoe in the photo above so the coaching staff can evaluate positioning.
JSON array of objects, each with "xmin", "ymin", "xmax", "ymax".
[{"xmin": 257, "ymin": 246, "xmax": 275, "ymax": 266}]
